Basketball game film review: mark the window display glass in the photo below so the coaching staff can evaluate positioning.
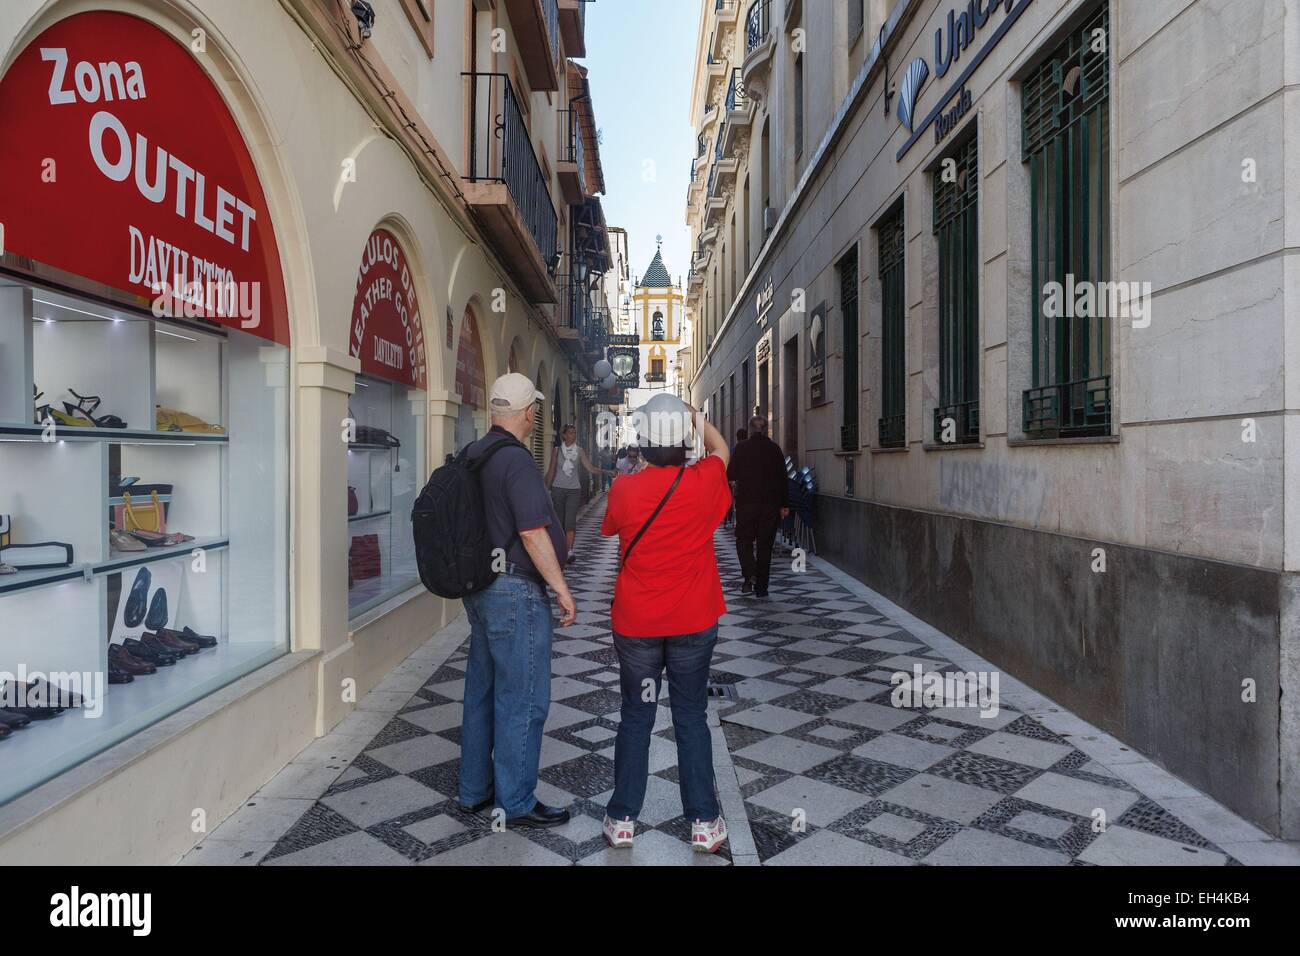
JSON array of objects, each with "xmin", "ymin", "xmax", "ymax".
[
  {"xmin": 0, "ymin": 279, "xmax": 290, "ymax": 805},
  {"xmin": 347, "ymin": 377, "xmax": 425, "ymax": 616},
  {"xmin": 346, "ymin": 228, "xmax": 428, "ymax": 618}
]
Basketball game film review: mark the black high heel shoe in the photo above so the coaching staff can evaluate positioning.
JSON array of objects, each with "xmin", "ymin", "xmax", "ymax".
[{"xmin": 63, "ymin": 389, "xmax": 127, "ymax": 428}]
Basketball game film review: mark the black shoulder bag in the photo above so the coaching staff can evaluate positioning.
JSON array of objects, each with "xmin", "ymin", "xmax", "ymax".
[{"xmin": 611, "ymin": 466, "xmax": 686, "ymax": 615}]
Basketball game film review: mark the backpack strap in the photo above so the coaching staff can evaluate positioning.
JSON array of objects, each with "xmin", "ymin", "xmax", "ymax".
[
  {"xmin": 469, "ymin": 433, "xmax": 532, "ymax": 568},
  {"xmin": 619, "ymin": 465, "xmax": 685, "ymax": 571}
]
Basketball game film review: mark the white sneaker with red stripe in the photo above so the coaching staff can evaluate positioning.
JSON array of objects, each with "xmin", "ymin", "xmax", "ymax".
[
  {"xmin": 691, "ymin": 816, "xmax": 727, "ymax": 853},
  {"xmin": 603, "ymin": 815, "xmax": 635, "ymax": 848}
]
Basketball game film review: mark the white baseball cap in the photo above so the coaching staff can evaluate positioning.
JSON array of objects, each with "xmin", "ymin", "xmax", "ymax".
[
  {"xmin": 489, "ymin": 372, "xmax": 544, "ymax": 412},
  {"xmin": 634, "ymin": 393, "xmax": 694, "ymax": 448}
]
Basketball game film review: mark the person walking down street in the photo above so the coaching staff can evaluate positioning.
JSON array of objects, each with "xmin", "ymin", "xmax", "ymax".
[
  {"xmin": 599, "ymin": 394, "xmax": 732, "ymax": 854},
  {"xmin": 616, "ymin": 444, "xmax": 645, "ymax": 477},
  {"xmin": 458, "ymin": 373, "xmax": 578, "ymax": 830},
  {"xmin": 724, "ymin": 428, "xmax": 748, "ymax": 529},
  {"xmin": 545, "ymin": 423, "xmax": 613, "ymax": 565},
  {"xmin": 726, "ymin": 415, "xmax": 788, "ymax": 598}
]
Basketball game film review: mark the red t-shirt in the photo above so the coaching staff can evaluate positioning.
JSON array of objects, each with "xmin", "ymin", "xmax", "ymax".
[{"xmin": 602, "ymin": 455, "xmax": 732, "ymax": 638}]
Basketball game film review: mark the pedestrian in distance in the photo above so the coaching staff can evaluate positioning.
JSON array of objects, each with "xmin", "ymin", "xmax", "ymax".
[
  {"xmin": 599, "ymin": 393, "xmax": 732, "ymax": 854},
  {"xmin": 616, "ymin": 444, "xmax": 645, "ymax": 477},
  {"xmin": 545, "ymin": 423, "xmax": 614, "ymax": 565},
  {"xmin": 727, "ymin": 414, "xmax": 789, "ymax": 598},
  {"xmin": 457, "ymin": 372, "xmax": 577, "ymax": 830}
]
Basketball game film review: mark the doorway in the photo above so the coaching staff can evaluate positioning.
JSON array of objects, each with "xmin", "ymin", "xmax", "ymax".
[{"xmin": 782, "ymin": 338, "xmax": 799, "ymax": 459}]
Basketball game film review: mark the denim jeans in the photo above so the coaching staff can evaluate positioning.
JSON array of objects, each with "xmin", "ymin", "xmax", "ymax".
[
  {"xmin": 459, "ymin": 572, "xmax": 554, "ymax": 817},
  {"xmin": 607, "ymin": 625, "xmax": 720, "ymax": 823}
]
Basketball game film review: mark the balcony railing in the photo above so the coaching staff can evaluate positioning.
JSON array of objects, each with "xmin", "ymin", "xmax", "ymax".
[
  {"xmin": 543, "ymin": 0, "xmax": 559, "ymax": 63},
  {"xmin": 933, "ymin": 401, "xmax": 980, "ymax": 444},
  {"xmin": 746, "ymin": 0, "xmax": 772, "ymax": 54},
  {"xmin": 464, "ymin": 72, "xmax": 558, "ymax": 273},
  {"xmin": 714, "ymin": 126, "xmax": 725, "ymax": 162},
  {"xmin": 715, "ymin": 0, "xmax": 736, "ymax": 12},
  {"xmin": 726, "ymin": 68, "xmax": 748, "ymax": 112},
  {"xmin": 878, "ymin": 413, "xmax": 905, "ymax": 449},
  {"xmin": 697, "ymin": 132, "xmax": 707, "ymax": 158},
  {"xmin": 1023, "ymin": 377, "xmax": 1111, "ymax": 438},
  {"xmin": 840, "ymin": 422, "xmax": 859, "ymax": 453}
]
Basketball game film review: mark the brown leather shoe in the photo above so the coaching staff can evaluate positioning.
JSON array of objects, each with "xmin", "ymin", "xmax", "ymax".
[
  {"xmin": 143, "ymin": 631, "xmax": 195, "ymax": 658},
  {"xmin": 145, "ymin": 630, "xmax": 199, "ymax": 655},
  {"xmin": 108, "ymin": 643, "xmax": 156, "ymax": 675}
]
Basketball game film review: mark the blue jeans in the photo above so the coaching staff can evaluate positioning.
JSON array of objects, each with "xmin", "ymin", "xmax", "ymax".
[
  {"xmin": 459, "ymin": 573, "xmax": 554, "ymax": 817},
  {"xmin": 607, "ymin": 626, "xmax": 720, "ymax": 823}
]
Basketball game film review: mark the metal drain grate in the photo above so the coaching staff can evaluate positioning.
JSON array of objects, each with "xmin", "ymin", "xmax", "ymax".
[{"xmin": 706, "ymin": 682, "xmax": 738, "ymax": 700}]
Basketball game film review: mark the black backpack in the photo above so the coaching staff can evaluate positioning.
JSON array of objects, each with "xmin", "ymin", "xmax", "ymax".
[{"xmin": 411, "ymin": 434, "xmax": 528, "ymax": 599}]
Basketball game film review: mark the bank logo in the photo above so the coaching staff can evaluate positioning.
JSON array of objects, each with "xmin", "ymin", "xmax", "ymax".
[{"xmin": 897, "ymin": 57, "xmax": 929, "ymax": 133}]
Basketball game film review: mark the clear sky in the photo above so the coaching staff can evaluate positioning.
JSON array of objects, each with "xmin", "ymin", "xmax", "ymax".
[{"xmin": 583, "ymin": 0, "xmax": 700, "ymax": 290}]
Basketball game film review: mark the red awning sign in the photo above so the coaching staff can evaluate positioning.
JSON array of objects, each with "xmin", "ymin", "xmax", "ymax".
[
  {"xmin": 0, "ymin": 11, "xmax": 290, "ymax": 344},
  {"xmin": 351, "ymin": 228, "xmax": 427, "ymax": 390}
]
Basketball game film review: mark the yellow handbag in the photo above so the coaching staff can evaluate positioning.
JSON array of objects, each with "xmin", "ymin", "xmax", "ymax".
[
  {"xmin": 122, "ymin": 491, "xmax": 165, "ymax": 534},
  {"xmin": 156, "ymin": 405, "xmax": 225, "ymax": 434}
]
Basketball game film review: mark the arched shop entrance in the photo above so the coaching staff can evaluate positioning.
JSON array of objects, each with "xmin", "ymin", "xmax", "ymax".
[
  {"xmin": 0, "ymin": 11, "xmax": 291, "ymax": 805},
  {"xmin": 346, "ymin": 227, "xmax": 428, "ymax": 618},
  {"xmin": 454, "ymin": 307, "xmax": 486, "ymax": 450}
]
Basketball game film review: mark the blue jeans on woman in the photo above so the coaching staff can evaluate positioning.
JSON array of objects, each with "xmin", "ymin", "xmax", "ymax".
[
  {"xmin": 459, "ymin": 572, "xmax": 553, "ymax": 817},
  {"xmin": 606, "ymin": 625, "xmax": 720, "ymax": 823}
]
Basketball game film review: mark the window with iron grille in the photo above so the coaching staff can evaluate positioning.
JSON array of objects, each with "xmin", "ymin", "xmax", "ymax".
[
  {"xmin": 878, "ymin": 207, "xmax": 906, "ymax": 448},
  {"xmin": 1021, "ymin": 5, "xmax": 1111, "ymax": 438},
  {"xmin": 932, "ymin": 134, "xmax": 979, "ymax": 444},
  {"xmin": 838, "ymin": 249, "xmax": 859, "ymax": 451}
]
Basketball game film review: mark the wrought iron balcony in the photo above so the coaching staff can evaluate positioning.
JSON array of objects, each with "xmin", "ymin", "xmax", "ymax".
[
  {"xmin": 1022, "ymin": 377, "xmax": 1111, "ymax": 438},
  {"xmin": 557, "ymin": 108, "xmax": 586, "ymax": 205},
  {"xmin": 697, "ymin": 132, "xmax": 707, "ymax": 158},
  {"xmin": 502, "ymin": 0, "xmax": 560, "ymax": 91},
  {"xmin": 840, "ymin": 422, "xmax": 859, "ymax": 453},
  {"xmin": 878, "ymin": 413, "xmax": 905, "ymax": 449},
  {"xmin": 933, "ymin": 401, "xmax": 980, "ymax": 445},
  {"xmin": 746, "ymin": 0, "xmax": 771, "ymax": 54},
  {"xmin": 463, "ymin": 72, "xmax": 558, "ymax": 303},
  {"xmin": 558, "ymin": 0, "xmax": 586, "ymax": 58},
  {"xmin": 725, "ymin": 68, "xmax": 749, "ymax": 113}
]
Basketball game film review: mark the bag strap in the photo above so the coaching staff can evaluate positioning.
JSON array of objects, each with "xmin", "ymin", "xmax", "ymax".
[
  {"xmin": 619, "ymin": 465, "xmax": 685, "ymax": 571},
  {"xmin": 470, "ymin": 433, "xmax": 531, "ymax": 567}
]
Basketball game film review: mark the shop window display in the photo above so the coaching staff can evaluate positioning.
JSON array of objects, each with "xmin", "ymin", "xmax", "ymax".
[
  {"xmin": 346, "ymin": 228, "xmax": 428, "ymax": 617},
  {"xmin": 0, "ymin": 280, "xmax": 289, "ymax": 805},
  {"xmin": 347, "ymin": 377, "xmax": 425, "ymax": 615}
]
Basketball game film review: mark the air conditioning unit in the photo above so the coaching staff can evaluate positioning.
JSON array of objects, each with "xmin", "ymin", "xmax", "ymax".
[{"xmin": 763, "ymin": 205, "xmax": 777, "ymax": 235}]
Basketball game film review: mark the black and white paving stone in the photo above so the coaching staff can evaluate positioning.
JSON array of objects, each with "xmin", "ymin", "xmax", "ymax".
[{"xmin": 183, "ymin": 497, "xmax": 1299, "ymax": 866}]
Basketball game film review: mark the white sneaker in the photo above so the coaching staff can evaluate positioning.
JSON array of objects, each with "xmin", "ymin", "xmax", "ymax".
[
  {"xmin": 603, "ymin": 815, "xmax": 635, "ymax": 848},
  {"xmin": 691, "ymin": 816, "xmax": 727, "ymax": 853}
]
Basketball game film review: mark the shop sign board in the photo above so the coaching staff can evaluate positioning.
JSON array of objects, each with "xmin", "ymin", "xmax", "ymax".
[
  {"xmin": 896, "ymin": 0, "xmax": 1034, "ymax": 160},
  {"xmin": 351, "ymin": 228, "xmax": 427, "ymax": 389},
  {"xmin": 0, "ymin": 11, "xmax": 290, "ymax": 344}
]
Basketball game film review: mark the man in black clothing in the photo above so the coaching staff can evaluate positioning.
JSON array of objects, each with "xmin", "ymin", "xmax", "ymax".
[{"xmin": 726, "ymin": 415, "xmax": 788, "ymax": 597}]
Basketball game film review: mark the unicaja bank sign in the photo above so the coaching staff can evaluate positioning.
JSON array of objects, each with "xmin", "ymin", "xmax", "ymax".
[
  {"xmin": 0, "ymin": 11, "xmax": 290, "ymax": 344},
  {"xmin": 896, "ymin": 0, "xmax": 1035, "ymax": 160}
]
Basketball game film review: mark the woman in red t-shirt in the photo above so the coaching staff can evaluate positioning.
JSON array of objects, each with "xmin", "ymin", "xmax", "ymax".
[{"xmin": 599, "ymin": 394, "xmax": 733, "ymax": 854}]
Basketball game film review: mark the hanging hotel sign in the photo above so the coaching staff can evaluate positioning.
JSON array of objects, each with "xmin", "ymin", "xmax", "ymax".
[
  {"xmin": 0, "ymin": 11, "xmax": 290, "ymax": 345},
  {"xmin": 896, "ymin": 0, "xmax": 1034, "ymax": 161},
  {"xmin": 755, "ymin": 276, "xmax": 774, "ymax": 327},
  {"xmin": 351, "ymin": 228, "xmax": 427, "ymax": 389},
  {"xmin": 608, "ymin": 333, "xmax": 640, "ymax": 347}
]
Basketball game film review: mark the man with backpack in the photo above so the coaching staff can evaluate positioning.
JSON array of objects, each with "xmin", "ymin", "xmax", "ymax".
[{"xmin": 456, "ymin": 373, "xmax": 576, "ymax": 829}]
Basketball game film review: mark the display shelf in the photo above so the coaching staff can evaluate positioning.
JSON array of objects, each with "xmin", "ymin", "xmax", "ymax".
[
  {"xmin": 0, "ymin": 562, "xmax": 89, "ymax": 595},
  {"xmin": 347, "ymin": 442, "xmax": 400, "ymax": 452},
  {"xmin": 0, "ymin": 537, "xmax": 229, "ymax": 597},
  {"xmin": 102, "ymin": 536, "xmax": 230, "ymax": 574},
  {"xmin": 348, "ymin": 509, "xmax": 392, "ymax": 523},
  {"xmin": 0, "ymin": 422, "xmax": 228, "ymax": 443}
]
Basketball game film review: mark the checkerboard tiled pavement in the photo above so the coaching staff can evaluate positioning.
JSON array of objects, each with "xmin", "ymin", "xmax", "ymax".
[{"xmin": 183, "ymin": 496, "xmax": 1300, "ymax": 866}]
